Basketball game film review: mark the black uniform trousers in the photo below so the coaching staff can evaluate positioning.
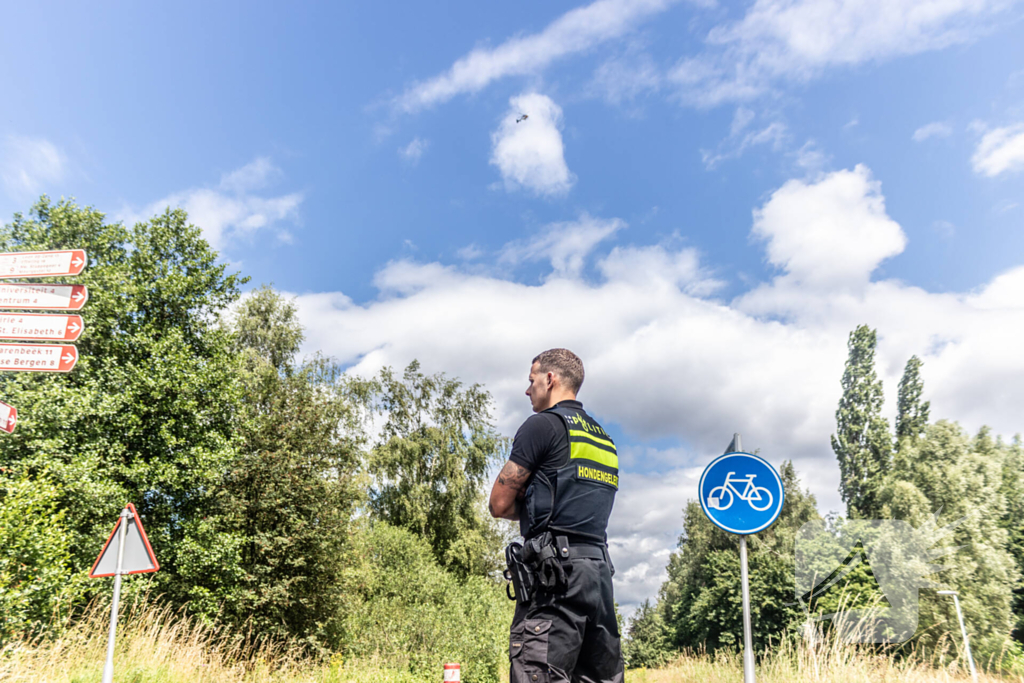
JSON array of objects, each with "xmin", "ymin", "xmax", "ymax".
[{"xmin": 509, "ymin": 550, "xmax": 624, "ymax": 683}]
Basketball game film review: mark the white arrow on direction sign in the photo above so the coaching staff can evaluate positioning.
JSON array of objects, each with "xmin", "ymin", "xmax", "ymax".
[{"xmin": 0, "ymin": 400, "xmax": 16, "ymax": 434}]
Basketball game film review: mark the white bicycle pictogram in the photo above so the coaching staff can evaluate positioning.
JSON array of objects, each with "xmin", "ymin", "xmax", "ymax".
[{"xmin": 708, "ymin": 472, "xmax": 773, "ymax": 512}]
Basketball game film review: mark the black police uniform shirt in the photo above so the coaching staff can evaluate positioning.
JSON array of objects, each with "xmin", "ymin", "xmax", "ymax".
[{"xmin": 508, "ymin": 399, "xmax": 579, "ymax": 485}]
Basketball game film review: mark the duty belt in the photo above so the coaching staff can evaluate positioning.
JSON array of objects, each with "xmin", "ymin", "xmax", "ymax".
[
  {"xmin": 549, "ymin": 536, "xmax": 615, "ymax": 576},
  {"xmin": 504, "ymin": 533, "xmax": 615, "ymax": 603},
  {"xmin": 563, "ymin": 544, "xmax": 607, "ymax": 560}
]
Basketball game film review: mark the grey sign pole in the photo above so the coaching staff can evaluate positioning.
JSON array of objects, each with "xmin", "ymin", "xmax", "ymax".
[
  {"xmin": 725, "ymin": 433, "xmax": 756, "ymax": 683},
  {"xmin": 937, "ymin": 591, "xmax": 977, "ymax": 682},
  {"xmin": 101, "ymin": 507, "xmax": 130, "ymax": 683}
]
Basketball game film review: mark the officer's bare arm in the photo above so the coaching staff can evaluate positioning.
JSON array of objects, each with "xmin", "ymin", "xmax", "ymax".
[{"xmin": 489, "ymin": 460, "xmax": 531, "ymax": 520}]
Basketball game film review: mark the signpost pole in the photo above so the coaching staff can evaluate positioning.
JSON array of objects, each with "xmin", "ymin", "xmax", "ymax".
[
  {"xmin": 101, "ymin": 507, "xmax": 130, "ymax": 683},
  {"xmin": 952, "ymin": 594, "xmax": 978, "ymax": 683},
  {"xmin": 701, "ymin": 433, "xmax": 781, "ymax": 683},
  {"xmin": 938, "ymin": 591, "xmax": 977, "ymax": 683},
  {"xmin": 739, "ymin": 535, "xmax": 755, "ymax": 683},
  {"xmin": 727, "ymin": 433, "xmax": 756, "ymax": 683}
]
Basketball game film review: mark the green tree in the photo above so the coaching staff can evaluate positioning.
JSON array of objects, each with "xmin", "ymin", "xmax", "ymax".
[
  {"xmin": 179, "ymin": 286, "xmax": 364, "ymax": 651},
  {"xmin": 0, "ymin": 473, "xmax": 80, "ymax": 644},
  {"xmin": 352, "ymin": 362, "xmax": 507, "ymax": 578},
  {"xmin": 895, "ymin": 356, "xmax": 930, "ymax": 450},
  {"xmin": 831, "ymin": 325, "xmax": 892, "ymax": 518},
  {"xmin": 0, "ymin": 198, "xmax": 244, "ymax": 607},
  {"xmin": 1000, "ymin": 436, "xmax": 1024, "ymax": 641},
  {"xmin": 658, "ymin": 462, "xmax": 820, "ymax": 653},
  {"xmin": 623, "ymin": 599, "xmax": 670, "ymax": 669}
]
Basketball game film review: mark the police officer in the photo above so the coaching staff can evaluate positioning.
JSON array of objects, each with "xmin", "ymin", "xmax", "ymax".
[{"xmin": 489, "ymin": 348, "xmax": 623, "ymax": 683}]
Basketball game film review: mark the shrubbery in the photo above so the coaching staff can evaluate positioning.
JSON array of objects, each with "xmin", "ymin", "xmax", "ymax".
[
  {"xmin": 0, "ymin": 474, "xmax": 81, "ymax": 645},
  {"xmin": 340, "ymin": 521, "xmax": 512, "ymax": 682}
]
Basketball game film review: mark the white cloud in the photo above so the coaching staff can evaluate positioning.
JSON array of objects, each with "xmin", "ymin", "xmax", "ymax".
[
  {"xmin": 118, "ymin": 158, "xmax": 303, "ymax": 251},
  {"xmin": 610, "ymin": 465, "xmax": 702, "ymax": 609},
  {"xmin": 399, "ymin": 138, "xmax": 430, "ymax": 164},
  {"xmin": 218, "ymin": 156, "xmax": 281, "ymax": 193},
  {"xmin": 590, "ymin": 52, "xmax": 662, "ymax": 105},
  {"xmin": 1, "ymin": 136, "xmax": 66, "ymax": 199},
  {"xmin": 500, "ymin": 213, "xmax": 624, "ymax": 279},
  {"xmin": 793, "ymin": 139, "xmax": 829, "ymax": 172},
  {"xmin": 702, "ymin": 114, "xmax": 788, "ymax": 168},
  {"xmin": 289, "ymin": 164, "xmax": 1024, "ymax": 613},
  {"xmin": 670, "ymin": 0, "xmax": 1015, "ymax": 107},
  {"xmin": 972, "ymin": 123, "xmax": 1024, "ymax": 176},
  {"xmin": 490, "ymin": 93, "xmax": 575, "ymax": 197},
  {"xmin": 395, "ymin": 0, "xmax": 679, "ymax": 112},
  {"xmin": 913, "ymin": 121, "xmax": 953, "ymax": 142},
  {"xmin": 932, "ymin": 219, "xmax": 956, "ymax": 239},
  {"xmin": 751, "ymin": 164, "xmax": 906, "ymax": 288}
]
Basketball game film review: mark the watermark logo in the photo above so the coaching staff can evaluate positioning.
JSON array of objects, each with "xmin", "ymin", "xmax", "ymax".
[{"xmin": 794, "ymin": 516, "xmax": 962, "ymax": 643}]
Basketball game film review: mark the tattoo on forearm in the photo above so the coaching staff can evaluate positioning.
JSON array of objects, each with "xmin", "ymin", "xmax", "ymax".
[{"xmin": 497, "ymin": 461, "xmax": 531, "ymax": 493}]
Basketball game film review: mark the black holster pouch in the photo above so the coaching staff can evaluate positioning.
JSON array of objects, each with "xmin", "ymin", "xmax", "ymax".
[
  {"xmin": 522, "ymin": 532, "xmax": 569, "ymax": 593},
  {"xmin": 504, "ymin": 541, "xmax": 535, "ymax": 603}
]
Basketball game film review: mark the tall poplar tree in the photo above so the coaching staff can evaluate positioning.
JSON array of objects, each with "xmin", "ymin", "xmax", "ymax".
[
  {"xmin": 831, "ymin": 325, "xmax": 892, "ymax": 518},
  {"xmin": 895, "ymin": 355, "xmax": 930, "ymax": 450}
]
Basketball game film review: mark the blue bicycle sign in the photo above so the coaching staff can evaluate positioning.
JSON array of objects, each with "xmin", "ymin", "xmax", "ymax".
[{"xmin": 700, "ymin": 452, "xmax": 784, "ymax": 535}]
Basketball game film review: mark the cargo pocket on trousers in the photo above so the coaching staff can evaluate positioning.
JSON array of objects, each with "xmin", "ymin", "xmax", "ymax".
[{"xmin": 510, "ymin": 618, "xmax": 551, "ymax": 683}]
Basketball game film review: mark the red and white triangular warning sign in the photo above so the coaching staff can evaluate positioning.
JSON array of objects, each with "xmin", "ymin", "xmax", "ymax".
[{"xmin": 89, "ymin": 503, "xmax": 160, "ymax": 578}]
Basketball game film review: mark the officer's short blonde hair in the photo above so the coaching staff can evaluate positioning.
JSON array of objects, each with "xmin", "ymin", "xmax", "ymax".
[{"xmin": 532, "ymin": 348, "xmax": 584, "ymax": 394}]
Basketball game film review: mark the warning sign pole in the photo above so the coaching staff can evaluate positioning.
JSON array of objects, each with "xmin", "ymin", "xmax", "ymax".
[
  {"xmin": 101, "ymin": 508, "xmax": 129, "ymax": 683},
  {"xmin": 91, "ymin": 503, "xmax": 159, "ymax": 683}
]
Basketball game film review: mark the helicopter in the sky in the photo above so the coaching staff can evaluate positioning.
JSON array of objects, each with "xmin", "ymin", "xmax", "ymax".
[{"xmin": 516, "ymin": 114, "xmax": 529, "ymax": 123}]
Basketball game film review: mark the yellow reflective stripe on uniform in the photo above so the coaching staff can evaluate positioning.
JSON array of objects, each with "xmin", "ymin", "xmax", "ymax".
[
  {"xmin": 570, "ymin": 442, "xmax": 619, "ymax": 469},
  {"xmin": 569, "ymin": 429, "xmax": 615, "ymax": 450}
]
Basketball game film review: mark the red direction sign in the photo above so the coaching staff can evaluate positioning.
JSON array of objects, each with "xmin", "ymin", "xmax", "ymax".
[
  {"xmin": 0, "ymin": 249, "xmax": 87, "ymax": 279},
  {"xmin": 0, "ymin": 400, "xmax": 16, "ymax": 434},
  {"xmin": 0, "ymin": 283, "xmax": 88, "ymax": 310},
  {"xmin": 0, "ymin": 344, "xmax": 78, "ymax": 372},
  {"xmin": 0, "ymin": 314, "xmax": 84, "ymax": 341},
  {"xmin": 90, "ymin": 503, "xmax": 160, "ymax": 578}
]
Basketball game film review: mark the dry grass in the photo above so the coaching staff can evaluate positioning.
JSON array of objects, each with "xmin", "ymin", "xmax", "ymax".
[
  {"xmin": 0, "ymin": 599, "xmax": 421, "ymax": 683},
  {"xmin": 631, "ymin": 643, "xmax": 1018, "ymax": 683},
  {"xmin": 632, "ymin": 611, "xmax": 1022, "ymax": 683},
  {"xmin": 2, "ymin": 600, "xmax": 1023, "ymax": 683}
]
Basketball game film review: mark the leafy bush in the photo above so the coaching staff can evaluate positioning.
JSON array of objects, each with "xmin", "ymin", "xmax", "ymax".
[
  {"xmin": 0, "ymin": 474, "xmax": 82, "ymax": 644},
  {"xmin": 340, "ymin": 521, "xmax": 512, "ymax": 683}
]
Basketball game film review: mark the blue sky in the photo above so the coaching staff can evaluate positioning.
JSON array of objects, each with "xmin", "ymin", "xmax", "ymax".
[{"xmin": 3, "ymin": 0, "xmax": 1024, "ymax": 612}]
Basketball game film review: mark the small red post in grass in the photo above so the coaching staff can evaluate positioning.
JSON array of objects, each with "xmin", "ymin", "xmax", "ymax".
[{"xmin": 443, "ymin": 662, "xmax": 461, "ymax": 682}]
